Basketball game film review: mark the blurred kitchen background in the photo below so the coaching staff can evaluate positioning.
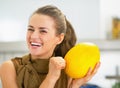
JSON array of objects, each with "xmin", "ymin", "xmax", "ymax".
[{"xmin": 0, "ymin": 0, "xmax": 120, "ymax": 88}]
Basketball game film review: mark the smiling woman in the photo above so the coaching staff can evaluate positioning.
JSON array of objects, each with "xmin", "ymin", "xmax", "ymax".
[{"xmin": 0, "ymin": 5, "xmax": 100, "ymax": 88}]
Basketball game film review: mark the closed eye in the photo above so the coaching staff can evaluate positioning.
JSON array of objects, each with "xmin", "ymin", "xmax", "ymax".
[
  {"xmin": 28, "ymin": 28, "xmax": 34, "ymax": 32},
  {"xmin": 39, "ymin": 29, "xmax": 47, "ymax": 33},
  {"xmin": 27, "ymin": 25, "xmax": 34, "ymax": 32}
]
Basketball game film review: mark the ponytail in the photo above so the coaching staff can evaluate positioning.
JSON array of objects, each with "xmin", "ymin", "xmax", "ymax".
[{"xmin": 55, "ymin": 19, "xmax": 77, "ymax": 57}]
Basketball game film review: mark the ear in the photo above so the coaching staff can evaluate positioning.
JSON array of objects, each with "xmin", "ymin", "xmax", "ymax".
[{"xmin": 56, "ymin": 33, "xmax": 65, "ymax": 44}]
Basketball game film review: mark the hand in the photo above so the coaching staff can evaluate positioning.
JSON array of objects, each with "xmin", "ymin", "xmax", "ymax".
[
  {"xmin": 47, "ymin": 57, "xmax": 66, "ymax": 81},
  {"xmin": 68, "ymin": 62, "xmax": 101, "ymax": 88}
]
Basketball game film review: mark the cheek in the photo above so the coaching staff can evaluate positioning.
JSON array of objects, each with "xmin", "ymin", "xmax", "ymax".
[
  {"xmin": 26, "ymin": 32, "xmax": 30, "ymax": 38},
  {"xmin": 26, "ymin": 33, "xmax": 31, "ymax": 42},
  {"xmin": 44, "ymin": 35, "xmax": 57, "ymax": 44}
]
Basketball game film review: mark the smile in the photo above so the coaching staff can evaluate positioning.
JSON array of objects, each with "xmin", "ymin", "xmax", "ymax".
[{"xmin": 31, "ymin": 42, "xmax": 42, "ymax": 47}]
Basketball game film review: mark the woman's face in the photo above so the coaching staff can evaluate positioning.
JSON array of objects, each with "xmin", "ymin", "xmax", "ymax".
[{"xmin": 26, "ymin": 14, "xmax": 64, "ymax": 59}]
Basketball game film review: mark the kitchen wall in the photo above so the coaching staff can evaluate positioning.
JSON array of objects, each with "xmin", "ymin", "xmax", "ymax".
[
  {"xmin": 100, "ymin": 0, "xmax": 120, "ymax": 87},
  {"xmin": 100, "ymin": 0, "xmax": 120, "ymax": 39},
  {"xmin": 0, "ymin": 0, "xmax": 120, "ymax": 88},
  {"xmin": 0, "ymin": 0, "xmax": 100, "ymax": 41},
  {"xmin": 90, "ymin": 50, "xmax": 120, "ymax": 88}
]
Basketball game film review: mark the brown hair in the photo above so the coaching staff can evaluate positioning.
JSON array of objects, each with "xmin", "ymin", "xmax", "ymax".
[{"xmin": 32, "ymin": 5, "xmax": 77, "ymax": 57}]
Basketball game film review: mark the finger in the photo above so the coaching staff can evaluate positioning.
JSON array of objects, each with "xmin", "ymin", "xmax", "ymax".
[
  {"xmin": 94, "ymin": 62, "xmax": 101, "ymax": 70},
  {"xmin": 58, "ymin": 62, "xmax": 66, "ymax": 69},
  {"xmin": 83, "ymin": 62, "xmax": 101, "ymax": 81},
  {"xmin": 80, "ymin": 67, "xmax": 92, "ymax": 82},
  {"xmin": 67, "ymin": 78, "xmax": 73, "ymax": 88},
  {"xmin": 92, "ymin": 62, "xmax": 101, "ymax": 75},
  {"xmin": 57, "ymin": 60, "xmax": 66, "ymax": 69},
  {"xmin": 86, "ymin": 67, "xmax": 93, "ymax": 76}
]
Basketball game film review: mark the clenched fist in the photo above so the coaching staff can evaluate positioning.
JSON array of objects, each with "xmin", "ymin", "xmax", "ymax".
[{"xmin": 47, "ymin": 57, "xmax": 66, "ymax": 81}]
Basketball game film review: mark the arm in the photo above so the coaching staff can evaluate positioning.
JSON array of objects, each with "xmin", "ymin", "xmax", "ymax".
[
  {"xmin": 68, "ymin": 62, "xmax": 101, "ymax": 88},
  {"xmin": 0, "ymin": 60, "xmax": 18, "ymax": 88},
  {"xmin": 39, "ymin": 57, "xmax": 65, "ymax": 88}
]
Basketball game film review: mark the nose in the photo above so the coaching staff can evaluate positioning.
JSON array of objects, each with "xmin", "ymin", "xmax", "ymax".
[{"xmin": 31, "ymin": 30, "xmax": 40, "ymax": 39}]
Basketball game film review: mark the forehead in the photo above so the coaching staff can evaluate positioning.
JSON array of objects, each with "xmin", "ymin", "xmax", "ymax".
[{"xmin": 29, "ymin": 14, "xmax": 55, "ymax": 27}]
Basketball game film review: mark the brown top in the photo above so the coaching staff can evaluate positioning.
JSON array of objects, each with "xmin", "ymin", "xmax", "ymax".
[{"xmin": 11, "ymin": 54, "xmax": 68, "ymax": 88}]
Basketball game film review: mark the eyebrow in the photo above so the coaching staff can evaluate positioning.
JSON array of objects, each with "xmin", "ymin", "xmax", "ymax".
[
  {"xmin": 28, "ymin": 25, "xmax": 49, "ymax": 30},
  {"xmin": 28, "ymin": 25, "xmax": 33, "ymax": 28}
]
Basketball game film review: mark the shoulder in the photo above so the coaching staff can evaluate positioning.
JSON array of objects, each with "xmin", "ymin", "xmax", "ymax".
[
  {"xmin": 0, "ymin": 60, "xmax": 16, "ymax": 77},
  {"xmin": 0, "ymin": 54, "xmax": 30, "ymax": 76},
  {"xmin": 0, "ymin": 60, "xmax": 19, "ymax": 87},
  {"xmin": 0, "ymin": 60, "xmax": 17, "ymax": 83}
]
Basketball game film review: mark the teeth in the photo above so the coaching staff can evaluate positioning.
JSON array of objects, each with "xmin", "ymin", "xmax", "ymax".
[{"xmin": 31, "ymin": 42, "xmax": 41, "ymax": 46}]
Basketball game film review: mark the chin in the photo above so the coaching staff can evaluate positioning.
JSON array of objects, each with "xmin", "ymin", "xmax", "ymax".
[{"xmin": 29, "ymin": 50, "xmax": 40, "ymax": 55}]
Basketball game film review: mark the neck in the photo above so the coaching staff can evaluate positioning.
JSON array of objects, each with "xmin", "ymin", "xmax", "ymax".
[{"xmin": 31, "ymin": 53, "xmax": 54, "ymax": 60}]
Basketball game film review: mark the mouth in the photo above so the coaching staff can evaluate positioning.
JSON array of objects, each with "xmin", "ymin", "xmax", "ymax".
[{"xmin": 31, "ymin": 42, "xmax": 42, "ymax": 47}]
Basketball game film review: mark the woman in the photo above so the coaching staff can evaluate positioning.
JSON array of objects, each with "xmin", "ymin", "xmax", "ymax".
[{"xmin": 0, "ymin": 5, "xmax": 100, "ymax": 88}]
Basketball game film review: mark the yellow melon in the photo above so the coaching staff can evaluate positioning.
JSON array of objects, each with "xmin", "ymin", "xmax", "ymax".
[{"xmin": 64, "ymin": 42, "xmax": 100, "ymax": 78}]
